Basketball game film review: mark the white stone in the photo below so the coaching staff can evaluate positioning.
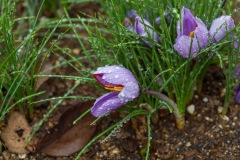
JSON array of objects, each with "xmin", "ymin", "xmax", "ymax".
[
  {"xmin": 185, "ymin": 142, "xmax": 191, "ymax": 147},
  {"xmin": 203, "ymin": 97, "xmax": 208, "ymax": 103},
  {"xmin": 187, "ymin": 104, "xmax": 195, "ymax": 115},
  {"xmin": 222, "ymin": 115, "xmax": 229, "ymax": 121},
  {"xmin": 194, "ymin": 94, "xmax": 199, "ymax": 99},
  {"xmin": 217, "ymin": 106, "xmax": 223, "ymax": 114},
  {"xmin": 18, "ymin": 154, "xmax": 27, "ymax": 159},
  {"xmin": 233, "ymin": 116, "xmax": 238, "ymax": 121}
]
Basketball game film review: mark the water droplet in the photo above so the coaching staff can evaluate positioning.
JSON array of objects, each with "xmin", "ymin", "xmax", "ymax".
[{"xmin": 115, "ymin": 75, "xmax": 119, "ymax": 78}]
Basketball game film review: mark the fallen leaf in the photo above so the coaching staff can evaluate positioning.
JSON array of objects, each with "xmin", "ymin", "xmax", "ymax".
[
  {"xmin": 1, "ymin": 111, "xmax": 32, "ymax": 154},
  {"xmin": 34, "ymin": 59, "xmax": 52, "ymax": 107},
  {"xmin": 35, "ymin": 59, "xmax": 52, "ymax": 91},
  {"xmin": 36, "ymin": 100, "xmax": 96, "ymax": 156}
]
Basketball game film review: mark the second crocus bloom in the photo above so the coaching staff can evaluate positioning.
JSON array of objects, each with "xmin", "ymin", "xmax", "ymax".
[
  {"xmin": 124, "ymin": 10, "xmax": 160, "ymax": 47},
  {"xmin": 91, "ymin": 65, "xmax": 140, "ymax": 117},
  {"xmin": 174, "ymin": 7, "xmax": 208, "ymax": 58},
  {"xmin": 209, "ymin": 15, "xmax": 235, "ymax": 42}
]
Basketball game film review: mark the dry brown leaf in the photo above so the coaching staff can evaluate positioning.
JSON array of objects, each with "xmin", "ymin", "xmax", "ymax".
[
  {"xmin": 34, "ymin": 59, "xmax": 52, "ymax": 107},
  {"xmin": 36, "ymin": 100, "xmax": 96, "ymax": 156},
  {"xmin": 1, "ymin": 111, "xmax": 32, "ymax": 154},
  {"xmin": 35, "ymin": 59, "xmax": 52, "ymax": 91}
]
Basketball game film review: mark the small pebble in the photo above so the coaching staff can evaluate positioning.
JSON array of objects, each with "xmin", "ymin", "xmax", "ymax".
[
  {"xmin": 233, "ymin": 116, "xmax": 238, "ymax": 121},
  {"xmin": 187, "ymin": 104, "xmax": 195, "ymax": 115},
  {"xmin": 219, "ymin": 124, "xmax": 223, "ymax": 129},
  {"xmin": 221, "ymin": 88, "xmax": 226, "ymax": 97},
  {"xmin": 194, "ymin": 95, "xmax": 199, "ymax": 99},
  {"xmin": 217, "ymin": 106, "xmax": 223, "ymax": 114},
  {"xmin": 203, "ymin": 97, "xmax": 208, "ymax": 103},
  {"xmin": 205, "ymin": 116, "xmax": 213, "ymax": 122},
  {"xmin": 72, "ymin": 48, "xmax": 80, "ymax": 55},
  {"xmin": 222, "ymin": 115, "xmax": 229, "ymax": 121},
  {"xmin": 18, "ymin": 154, "xmax": 27, "ymax": 159},
  {"xmin": 186, "ymin": 142, "xmax": 191, "ymax": 147}
]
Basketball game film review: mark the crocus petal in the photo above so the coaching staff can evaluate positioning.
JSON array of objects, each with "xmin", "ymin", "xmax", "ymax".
[
  {"xmin": 126, "ymin": 10, "xmax": 138, "ymax": 19},
  {"xmin": 235, "ymin": 65, "xmax": 240, "ymax": 79},
  {"xmin": 236, "ymin": 85, "xmax": 240, "ymax": 104},
  {"xmin": 93, "ymin": 65, "xmax": 138, "ymax": 86},
  {"xmin": 134, "ymin": 16, "xmax": 160, "ymax": 47},
  {"xmin": 194, "ymin": 18, "xmax": 209, "ymax": 49},
  {"xmin": 91, "ymin": 92, "xmax": 126, "ymax": 117},
  {"xmin": 174, "ymin": 35, "xmax": 199, "ymax": 58},
  {"xmin": 234, "ymin": 40, "xmax": 239, "ymax": 49},
  {"xmin": 155, "ymin": 17, "xmax": 160, "ymax": 25},
  {"xmin": 118, "ymin": 82, "xmax": 140, "ymax": 102},
  {"xmin": 181, "ymin": 7, "xmax": 197, "ymax": 36},
  {"xmin": 209, "ymin": 15, "xmax": 235, "ymax": 42}
]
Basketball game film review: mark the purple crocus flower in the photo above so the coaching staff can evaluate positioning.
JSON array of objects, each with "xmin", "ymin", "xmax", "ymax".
[
  {"xmin": 236, "ymin": 85, "xmax": 240, "ymax": 104},
  {"xmin": 209, "ymin": 16, "xmax": 235, "ymax": 42},
  {"xmin": 235, "ymin": 65, "xmax": 240, "ymax": 78},
  {"xmin": 123, "ymin": 10, "xmax": 160, "ymax": 47},
  {"xmin": 91, "ymin": 65, "xmax": 140, "ymax": 117},
  {"xmin": 174, "ymin": 7, "xmax": 208, "ymax": 58},
  {"xmin": 235, "ymin": 65, "xmax": 240, "ymax": 104},
  {"xmin": 209, "ymin": 15, "xmax": 238, "ymax": 49}
]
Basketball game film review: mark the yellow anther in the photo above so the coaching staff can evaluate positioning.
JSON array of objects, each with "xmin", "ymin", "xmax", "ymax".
[
  {"xmin": 189, "ymin": 31, "xmax": 194, "ymax": 38},
  {"xmin": 104, "ymin": 85, "xmax": 123, "ymax": 92}
]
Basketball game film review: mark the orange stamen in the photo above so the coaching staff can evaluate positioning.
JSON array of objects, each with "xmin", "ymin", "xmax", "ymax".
[
  {"xmin": 189, "ymin": 31, "xmax": 194, "ymax": 38},
  {"xmin": 104, "ymin": 85, "xmax": 124, "ymax": 92}
]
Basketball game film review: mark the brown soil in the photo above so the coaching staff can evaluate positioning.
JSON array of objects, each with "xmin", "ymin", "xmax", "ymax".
[{"xmin": 1, "ymin": 2, "xmax": 240, "ymax": 160}]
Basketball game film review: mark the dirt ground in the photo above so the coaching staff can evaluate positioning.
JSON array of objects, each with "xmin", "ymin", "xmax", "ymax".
[{"xmin": 1, "ymin": 2, "xmax": 240, "ymax": 160}]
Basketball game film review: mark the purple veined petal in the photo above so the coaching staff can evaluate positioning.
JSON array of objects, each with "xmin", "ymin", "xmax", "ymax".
[
  {"xmin": 126, "ymin": 10, "xmax": 138, "ymax": 19},
  {"xmin": 155, "ymin": 17, "xmax": 160, "ymax": 25},
  {"xmin": 235, "ymin": 65, "xmax": 240, "ymax": 79},
  {"xmin": 134, "ymin": 16, "xmax": 150, "ymax": 36},
  {"xmin": 134, "ymin": 16, "xmax": 160, "ymax": 47},
  {"xmin": 194, "ymin": 18, "xmax": 209, "ymax": 49},
  {"xmin": 181, "ymin": 7, "xmax": 197, "ymax": 36},
  {"xmin": 209, "ymin": 15, "xmax": 235, "ymax": 42},
  {"xmin": 93, "ymin": 65, "xmax": 138, "ymax": 87},
  {"xmin": 118, "ymin": 82, "xmax": 140, "ymax": 102},
  {"xmin": 234, "ymin": 40, "xmax": 239, "ymax": 49},
  {"xmin": 91, "ymin": 92, "xmax": 126, "ymax": 117},
  {"xmin": 236, "ymin": 84, "xmax": 240, "ymax": 104},
  {"xmin": 174, "ymin": 35, "xmax": 199, "ymax": 58}
]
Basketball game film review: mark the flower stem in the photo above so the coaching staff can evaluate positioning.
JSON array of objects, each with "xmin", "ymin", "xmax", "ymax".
[{"xmin": 143, "ymin": 89, "xmax": 185, "ymax": 130}]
